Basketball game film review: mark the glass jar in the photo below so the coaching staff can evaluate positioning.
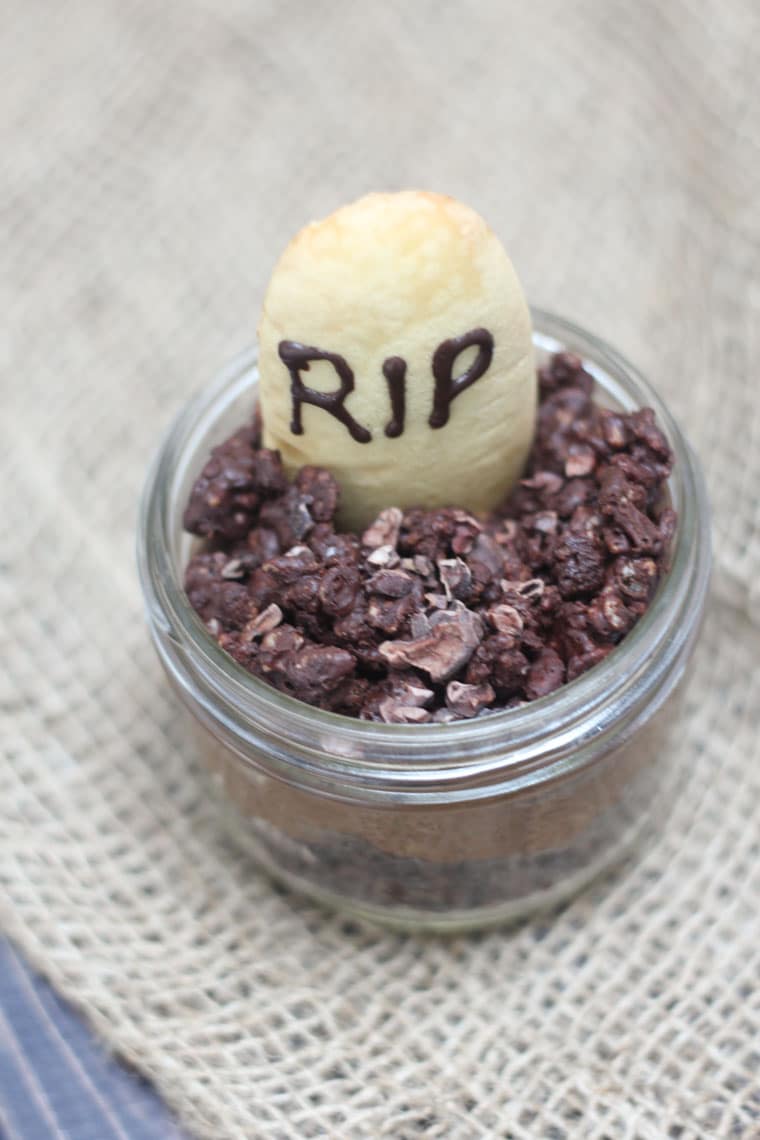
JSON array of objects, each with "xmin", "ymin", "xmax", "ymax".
[{"xmin": 137, "ymin": 310, "xmax": 711, "ymax": 932}]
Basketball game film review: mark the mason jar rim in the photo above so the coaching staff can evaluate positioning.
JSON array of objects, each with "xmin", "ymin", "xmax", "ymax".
[{"xmin": 137, "ymin": 310, "xmax": 711, "ymax": 800}]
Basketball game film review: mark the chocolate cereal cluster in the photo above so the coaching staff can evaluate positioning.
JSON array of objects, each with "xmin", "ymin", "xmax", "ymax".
[{"xmin": 183, "ymin": 353, "xmax": 675, "ymax": 723}]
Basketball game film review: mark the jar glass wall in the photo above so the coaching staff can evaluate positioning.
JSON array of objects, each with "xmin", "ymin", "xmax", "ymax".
[{"xmin": 138, "ymin": 311, "xmax": 711, "ymax": 931}]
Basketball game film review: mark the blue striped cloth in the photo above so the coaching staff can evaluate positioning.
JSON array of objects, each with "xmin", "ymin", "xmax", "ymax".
[{"xmin": 0, "ymin": 940, "xmax": 186, "ymax": 1140}]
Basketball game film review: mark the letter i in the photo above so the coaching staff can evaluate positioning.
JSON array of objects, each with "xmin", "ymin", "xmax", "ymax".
[{"xmin": 382, "ymin": 356, "xmax": 407, "ymax": 438}]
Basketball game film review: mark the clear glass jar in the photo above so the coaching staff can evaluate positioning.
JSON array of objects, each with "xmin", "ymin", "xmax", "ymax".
[{"xmin": 137, "ymin": 311, "xmax": 711, "ymax": 932}]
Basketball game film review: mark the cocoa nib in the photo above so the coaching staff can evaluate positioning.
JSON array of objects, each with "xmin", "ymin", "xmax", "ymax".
[
  {"xmin": 368, "ymin": 673, "xmax": 435, "ymax": 725},
  {"xmin": 446, "ymin": 681, "xmax": 495, "ymax": 718},
  {"xmin": 362, "ymin": 507, "xmax": 403, "ymax": 550},
  {"xmin": 242, "ymin": 603, "xmax": 283, "ymax": 640},
  {"xmin": 437, "ymin": 557, "xmax": 472, "ymax": 601},
  {"xmin": 182, "ymin": 352, "xmax": 676, "ymax": 721},
  {"xmin": 379, "ymin": 609, "xmax": 483, "ymax": 683}
]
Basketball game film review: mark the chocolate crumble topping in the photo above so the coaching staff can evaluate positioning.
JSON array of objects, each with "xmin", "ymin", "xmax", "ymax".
[{"xmin": 183, "ymin": 353, "xmax": 676, "ymax": 723}]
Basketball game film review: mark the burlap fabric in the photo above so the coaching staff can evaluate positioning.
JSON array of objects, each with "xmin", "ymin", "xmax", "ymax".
[{"xmin": 2, "ymin": 1, "xmax": 759, "ymax": 1136}]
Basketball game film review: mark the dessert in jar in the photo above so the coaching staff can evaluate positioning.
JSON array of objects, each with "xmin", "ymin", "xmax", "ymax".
[{"xmin": 138, "ymin": 192, "xmax": 711, "ymax": 930}]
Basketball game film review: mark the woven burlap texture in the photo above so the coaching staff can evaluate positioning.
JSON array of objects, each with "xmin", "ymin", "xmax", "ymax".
[{"xmin": 2, "ymin": 0, "xmax": 759, "ymax": 1137}]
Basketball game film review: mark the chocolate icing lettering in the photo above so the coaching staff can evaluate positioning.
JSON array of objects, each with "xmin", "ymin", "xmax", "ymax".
[
  {"xmin": 429, "ymin": 328, "xmax": 494, "ymax": 429},
  {"xmin": 382, "ymin": 356, "xmax": 407, "ymax": 438},
  {"xmin": 278, "ymin": 341, "xmax": 372, "ymax": 444},
  {"xmin": 279, "ymin": 329, "xmax": 495, "ymax": 441}
]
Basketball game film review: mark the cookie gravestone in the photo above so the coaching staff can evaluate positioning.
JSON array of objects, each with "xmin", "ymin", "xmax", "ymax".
[{"xmin": 258, "ymin": 191, "xmax": 536, "ymax": 530}]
